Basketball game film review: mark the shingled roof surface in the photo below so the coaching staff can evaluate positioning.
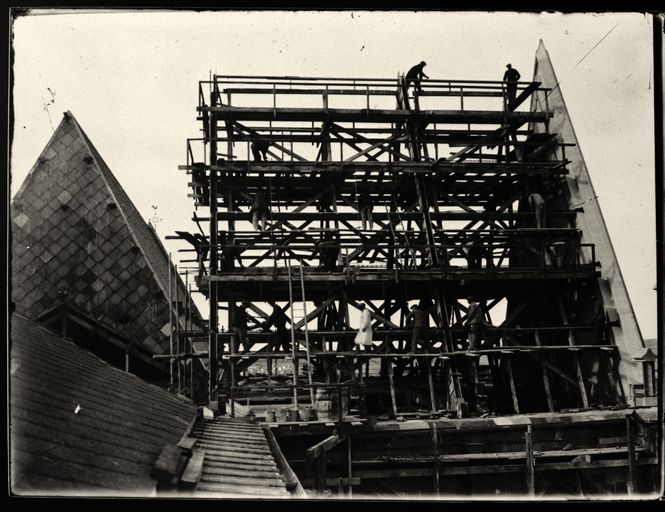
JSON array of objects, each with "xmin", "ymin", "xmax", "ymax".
[
  {"xmin": 10, "ymin": 111, "xmax": 201, "ymax": 356},
  {"xmin": 9, "ymin": 313, "xmax": 197, "ymax": 496}
]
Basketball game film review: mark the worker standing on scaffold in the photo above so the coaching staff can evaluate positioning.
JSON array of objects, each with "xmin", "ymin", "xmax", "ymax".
[
  {"xmin": 315, "ymin": 230, "xmax": 340, "ymax": 272},
  {"xmin": 405, "ymin": 61, "xmax": 429, "ymax": 94},
  {"xmin": 503, "ymin": 63, "xmax": 521, "ymax": 108},
  {"xmin": 405, "ymin": 303, "xmax": 430, "ymax": 353},
  {"xmin": 357, "ymin": 191, "xmax": 374, "ymax": 230},
  {"xmin": 465, "ymin": 296, "xmax": 492, "ymax": 355},
  {"xmin": 250, "ymin": 190, "xmax": 270, "ymax": 231},
  {"xmin": 259, "ymin": 300, "xmax": 291, "ymax": 376},
  {"xmin": 354, "ymin": 303, "xmax": 373, "ymax": 352}
]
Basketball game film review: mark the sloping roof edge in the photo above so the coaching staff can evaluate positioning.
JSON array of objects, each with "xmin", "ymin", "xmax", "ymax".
[{"xmin": 64, "ymin": 112, "xmax": 203, "ymax": 323}]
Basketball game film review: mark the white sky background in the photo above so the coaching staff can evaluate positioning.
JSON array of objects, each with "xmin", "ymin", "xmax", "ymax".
[{"xmin": 10, "ymin": 10, "xmax": 657, "ymax": 339}]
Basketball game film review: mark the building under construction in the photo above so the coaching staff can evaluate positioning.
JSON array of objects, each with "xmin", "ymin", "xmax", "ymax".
[
  {"xmin": 166, "ymin": 41, "xmax": 660, "ymax": 496},
  {"xmin": 9, "ymin": 41, "xmax": 660, "ymax": 498}
]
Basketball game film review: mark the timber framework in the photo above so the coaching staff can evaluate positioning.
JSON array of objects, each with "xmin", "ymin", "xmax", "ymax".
[{"xmin": 164, "ymin": 47, "xmax": 658, "ymax": 497}]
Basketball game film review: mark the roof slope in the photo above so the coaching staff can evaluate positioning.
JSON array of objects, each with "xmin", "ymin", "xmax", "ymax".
[
  {"xmin": 10, "ymin": 111, "xmax": 201, "ymax": 356},
  {"xmin": 9, "ymin": 313, "xmax": 197, "ymax": 496}
]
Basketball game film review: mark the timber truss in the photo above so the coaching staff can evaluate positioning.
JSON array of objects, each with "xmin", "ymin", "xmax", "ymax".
[{"xmin": 170, "ymin": 74, "xmax": 624, "ymax": 418}]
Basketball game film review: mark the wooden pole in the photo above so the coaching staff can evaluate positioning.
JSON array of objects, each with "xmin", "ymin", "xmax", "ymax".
[
  {"xmin": 299, "ymin": 264, "xmax": 316, "ymax": 407},
  {"xmin": 430, "ymin": 421, "xmax": 440, "ymax": 496},
  {"xmin": 534, "ymin": 330, "xmax": 555, "ymax": 412},
  {"xmin": 208, "ymin": 86, "xmax": 219, "ymax": 406},
  {"xmin": 175, "ymin": 264, "xmax": 181, "ymax": 393},
  {"xmin": 188, "ymin": 281, "xmax": 194, "ymax": 400},
  {"xmin": 168, "ymin": 252, "xmax": 174, "ymax": 389},
  {"xmin": 427, "ymin": 357, "xmax": 437, "ymax": 413},
  {"xmin": 525, "ymin": 424, "xmax": 535, "ymax": 496},
  {"xmin": 387, "ymin": 357, "xmax": 398, "ymax": 418},
  {"xmin": 626, "ymin": 415, "xmax": 637, "ymax": 495},
  {"xmin": 287, "ymin": 260, "xmax": 298, "ymax": 406},
  {"xmin": 347, "ymin": 435, "xmax": 353, "ymax": 498}
]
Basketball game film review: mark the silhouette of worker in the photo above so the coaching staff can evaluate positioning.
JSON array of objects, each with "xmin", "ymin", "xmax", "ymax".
[
  {"xmin": 251, "ymin": 138, "xmax": 271, "ymax": 161},
  {"xmin": 405, "ymin": 61, "xmax": 429, "ymax": 93},
  {"xmin": 503, "ymin": 63, "xmax": 521, "ymax": 107}
]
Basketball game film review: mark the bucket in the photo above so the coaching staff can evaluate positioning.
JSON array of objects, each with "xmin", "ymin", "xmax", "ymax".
[
  {"xmin": 275, "ymin": 408, "xmax": 288, "ymax": 422},
  {"xmin": 265, "ymin": 410, "xmax": 276, "ymax": 423},
  {"xmin": 315, "ymin": 387, "xmax": 349, "ymax": 420},
  {"xmin": 287, "ymin": 408, "xmax": 300, "ymax": 422},
  {"xmin": 300, "ymin": 406, "xmax": 312, "ymax": 422}
]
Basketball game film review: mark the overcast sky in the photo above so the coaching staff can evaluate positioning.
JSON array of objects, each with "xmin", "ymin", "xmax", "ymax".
[{"xmin": 10, "ymin": 10, "xmax": 656, "ymax": 339}]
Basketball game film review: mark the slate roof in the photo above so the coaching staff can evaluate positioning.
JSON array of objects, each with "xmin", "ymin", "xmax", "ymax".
[
  {"xmin": 10, "ymin": 111, "xmax": 202, "ymax": 358},
  {"xmin": 9, "ymin": 313, "xmax": 197, "ymax": 496}
]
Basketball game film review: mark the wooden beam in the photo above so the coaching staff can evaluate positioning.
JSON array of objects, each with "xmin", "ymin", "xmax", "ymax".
[
  {"xmin": 179, "ymin": 449, "xmax": 206, "ymax": 489},
  {"xmin": 306, "ymin": 432, "xmax": 349, "ymax": 460},
  {"xmin": 525, "ymin": 424, "xmax": 536, "ymax": 495},
  {"xmin": 263, "ymin": 425, "xmax": 306, "ymax": 495},
  {"xmin": 430, "ymin": 421, "xmax": 440, "ymax": 496},
  {"xmin": 387, "ymin": 358, "xmax": 398, "ymax": 418},
  {"xmin": 626, "ymin": 415, "xmax": 637, "ymax": 495}
]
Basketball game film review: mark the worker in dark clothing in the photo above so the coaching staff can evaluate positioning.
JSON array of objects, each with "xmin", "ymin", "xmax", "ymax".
[
  {"xmin": 315, "ymin": 230, "xmax": 340, "ymax": 271},
  {"xmin": 503, "ymin": 64, "xmax": 521, "ymax": 107},
  {"xmin": 357, "ymin": 191, "xmax": 373, "ymax": 230},
  {"xmin": 405, "ymin": 304, "xmax": 430, "ymax": 353},
  {"xmin": 232, "ymin": 302, "xmax": 249, "ymax": 353},
  {"xmin": 464, "ymin": 296, "xmax": 492, "ymax": 353},
  {"xmin": 260, "ymin": 301, "xmax": 291, "ymax": 352},
  {"xmin": 405, "ymin": 61, "xmax": 429, "ymax": 93},
  {"xmin": 250, "ymin": 190, "xmax": 270, "ymax": 231},
  {"xmin": 251, "ymin": 138, "xmax": 271, "ymax": 162},
  {"xmin": 260, "ymin": 300, "xmax": 292, "ymax": 376},
  {"xmin": 175, "ymin": 231, "xmax": 208, "ymax": 286},
  {"xmin": 219, "ymin": 235, "xmax": 245, "ymax": 271}
]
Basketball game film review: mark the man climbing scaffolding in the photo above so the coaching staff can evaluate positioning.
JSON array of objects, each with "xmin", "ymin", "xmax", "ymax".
[{"xmin": 405, "ymin": 61, "xmax": 429, "ymax": 93}]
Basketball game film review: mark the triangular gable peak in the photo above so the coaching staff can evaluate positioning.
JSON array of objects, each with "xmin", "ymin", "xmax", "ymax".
[{"xmin": 11, "ymin": 112, "xmax": 201, "ymax": 358}]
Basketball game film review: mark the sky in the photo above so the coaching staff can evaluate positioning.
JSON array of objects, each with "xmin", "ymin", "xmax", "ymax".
[{"xmin": 9, "ymin": 10, "xmax": 657, "ymax": 339}]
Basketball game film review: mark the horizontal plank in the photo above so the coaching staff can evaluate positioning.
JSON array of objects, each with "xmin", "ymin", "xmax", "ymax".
[{"xmin": 203, "ymin": 105, "xmax": 549, "ymax": 124}]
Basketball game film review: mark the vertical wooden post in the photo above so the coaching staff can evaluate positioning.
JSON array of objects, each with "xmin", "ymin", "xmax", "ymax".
[
  {"xmin": 558, "ymin": 299, "xmax": 589, "ymax": 408},
  {"xmin": 534, "ymin": 330, "xmax": 554, "ymax": 412},
  {"xmin": 347, "ymin": 435, "xmax": 353, "ymax": 498},
  {"xmin": 626, "ymin": 415, "xmax": 637, "ymax": 495},
  {"xmin": 175, "ymin": 264, "xmax": 181, "ymax": 393},
  {"xmin": 287, "ymin": 260, "xmax": 298, "ymax": 406},
  {"xmin": 299, "ymin": 265, "xmax": 316, "ymax": 407},
  {"xmin": 430, "ymin": 421, "xmax": 440, "ymax": 496},
  {"xmin": 387, "ymin": 357, "xmax": 398, "ymax": 418},
  {"xmin": 427, "ymin": 357, "xmax": 437, "ymax": 413},
  {"xmin": 188, "ymin": 282, "xmax": 194, "ymax": 400},
  {"xmin": 208, "ymin": 87, "xmax": 219, "ymax": 406},
  {"xmin": 168, "ymin": 252, "xmax": 174, "ymax": 389},
  {"xmin": 525, "ymin": 424, "xmax": 535, "ymax": 496}
]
